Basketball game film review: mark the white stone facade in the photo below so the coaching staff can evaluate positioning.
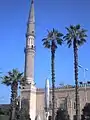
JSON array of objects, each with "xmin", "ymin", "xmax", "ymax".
[{"xmin": 36, "ymin": 86, "xmax": 90, "ymax": 120}]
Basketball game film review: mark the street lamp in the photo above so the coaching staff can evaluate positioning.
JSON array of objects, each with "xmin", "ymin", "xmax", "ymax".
[
  {"xmin": 78, "ymin": 65, "xmax": 88, "ymax": 81},
  {"xmin": 78, "ymin": 65, "xmax": 88, "ymax": 103}
]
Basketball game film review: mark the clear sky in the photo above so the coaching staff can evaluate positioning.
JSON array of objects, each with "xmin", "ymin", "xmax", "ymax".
[{"xmin": 0, "ymin": 0, "xmax": 90, "ymax": 104}]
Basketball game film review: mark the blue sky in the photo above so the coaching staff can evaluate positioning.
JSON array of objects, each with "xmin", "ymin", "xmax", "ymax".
[{"xmin": 0, "ymin": 0, "xmax": 90, "ymax": 103}]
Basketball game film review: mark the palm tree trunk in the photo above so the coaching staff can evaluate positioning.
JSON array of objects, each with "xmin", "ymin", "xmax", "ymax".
[
  {"xmin": 73, "ymin": 40, "xmax": 80, "ymax": 120},
  {"xmin": 51, "ymin": 42, "xmax": 55, "ymax": 120},
  {"xmin": 10, "ymin": 82, "xmax": 18, "ymax": 120}
]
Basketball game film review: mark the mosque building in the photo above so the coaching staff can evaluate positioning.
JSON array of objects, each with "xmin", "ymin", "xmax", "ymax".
[{"xmin": 21, "ymin": 0, "xmax": 90, "ymax": 120}]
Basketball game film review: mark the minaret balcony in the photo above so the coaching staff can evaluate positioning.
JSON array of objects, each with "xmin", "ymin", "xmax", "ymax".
[{"xmin": 24, "ymin": 46, "xmax": 35, "ymax": 53}]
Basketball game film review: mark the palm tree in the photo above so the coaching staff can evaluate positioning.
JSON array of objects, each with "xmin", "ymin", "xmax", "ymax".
[
  {"xmin": 42, "ymin": 28, "xmax": 63, "ymax": 120},
  {"xmin": 1, "ymin": 69, "xmax": 23, "ymax": 120},
  {"xmin": 64, "ymin": 24, "xmax": 87, "ymax": 120}
]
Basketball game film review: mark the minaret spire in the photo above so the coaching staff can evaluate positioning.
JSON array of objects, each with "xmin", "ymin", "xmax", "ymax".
[
  {"xmin": 26, "ymin": 0, "xmax": 35, "ymax": 37},
  {"xmin": 28, "ymin": 0, "xmax": 34, "ymax": 22},
  {"xmin": 24, "ymin": 0, "xmax": 35, "ymax": 84}
]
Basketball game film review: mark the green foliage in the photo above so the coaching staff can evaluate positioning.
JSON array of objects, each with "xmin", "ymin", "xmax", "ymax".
[
  {"xmin": 0, "ymin": 115, "xmax": 9, "ymax": 120},
  {"xmin": 0, "ymin": 106, "xmax": 10, "ymax": 120},
  {"xmin": 0, "ymin": 108, "xmax": 5, "ymax": 115},
  {"xmin": 1, "ymin": 69, "xmax": 24, "ymax": 120},
  {"xmin": 42, "ymin": 28, "xmax": 63, "ymax": 50},
  {"xmin": 55, "ymin": 107, "xmax": 70, "ymax": 120},
  {"xmin": 64, "ymin": 24, "xmax": 87, "ymax": 48},
  {"xmin": 81, "ymin": 103, "xmax": 90, "ymax": 120},
  {"xmin": 0, "ymin": 105, "xmax": 10, "ymax": 116},
  {"xmin": 1, "ymin": 69, "xmax": 23, "ymax": 86}
]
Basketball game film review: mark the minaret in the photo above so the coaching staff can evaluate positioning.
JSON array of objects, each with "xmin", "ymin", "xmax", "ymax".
[
  {"xmin": 24, "ymin": 0, "xmax": 35, "ymax": 84},
  {"xmin": 21, "ymin": 1, "xmax": 36, "ymax": 120}
]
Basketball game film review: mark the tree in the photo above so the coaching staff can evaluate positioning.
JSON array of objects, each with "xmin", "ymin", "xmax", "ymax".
[
  {"xmin": 1, "ymin": 69, "xmax": 23, "ymax": 120},
  {"xmin": 0, "ymin": 108, "xmax": 5, "ymax": 115},
  {"xmin": 42, "ymin": 28, "xmax": 63, "ymax": 120},
  {"xmin": 64, "ymin": 24, "xmax": 87, "ymax": 120},
  {"xmin": 55, "ymin": 107, "xmax": 70, "ymax": 120},
  {"xmin": 0, "ymin": 105, "xmax": 10, "ymax": 116},
  {"xmin": 81, "ymin": 103, "xmax": 90, "ymax": 120}
]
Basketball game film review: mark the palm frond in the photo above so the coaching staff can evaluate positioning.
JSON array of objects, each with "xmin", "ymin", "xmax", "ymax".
[
  {"xmin": 70, "ymin": 25, "xmax": 74, "ymax": 30},
  {"xmin": 2, "ymin": 69, "xmax": 23, "ymax": 86},
  {"xmin": 65, "ymin": 27, "xmax": 71, "ymax": 33},
  {"xmin": 81, "ymin": 29, "xmax": 87, "ymax": 34},
  {"xmin": 67, "ymin": 40, "xmax": 72, "ymax": 48},
  {"xmin": 58, "ymin": 32, "xmax": 63, "ymax": 37},
  {"xmin": 76, "ymin": 24, "xmax": 80, "ymax": 30},
  {"xmin": 20, "ymin": 77, "xmax": 27, "ymax": 86},
  {"xmin": 64, "ymin": 24, "xmax": 87, "ymax": 47},
  {"xmin": 43, "ymin": 40, "xmax": 51, "ymax": 48},
  {"xmin": 79, "ymin": 33, "xmax": 87, "ymax": 38},
  {"xmin": 42, "ymin": 38, "xmax": 47, "ymax": 41},
  {"xmin": 77, "ymin": 39, "xmax": 87, "ymax": 46},
  {"xmin": 56, "ymin": 38, "xmax": 63, "ymax": 45},
  {"xmin": 2, "ymin": 76, "xmax": 11, "ymax": 86},
  {"xmin": 42, "ymin": 28, "xmax": 63, "ymax": 49},
  {"xmin": 17, "ymin": 73, "xmax": 23, "ymax": 81}
]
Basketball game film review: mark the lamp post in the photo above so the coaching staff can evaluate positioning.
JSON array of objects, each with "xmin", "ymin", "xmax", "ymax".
[{"xmin": 78, "ymin": 65, "xmax": 88, "ymax": 103}]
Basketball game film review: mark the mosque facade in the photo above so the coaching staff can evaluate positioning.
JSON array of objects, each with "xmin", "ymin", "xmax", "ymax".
[{"xmin": 21, "ymin": 1, "xmax": 90, "ymax": 120}]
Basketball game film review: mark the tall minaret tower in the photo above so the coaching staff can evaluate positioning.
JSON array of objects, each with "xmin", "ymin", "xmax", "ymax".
[
  {"xmin": 21, "ymin": 1, "xmax": 36, "ymax": 120},
  {"xmin": 24, "ymin": 0, "xmax": 35, "ymax": 84}
]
